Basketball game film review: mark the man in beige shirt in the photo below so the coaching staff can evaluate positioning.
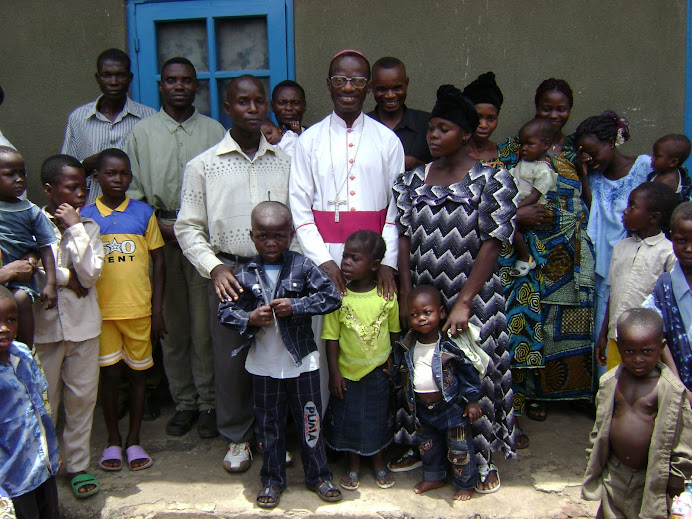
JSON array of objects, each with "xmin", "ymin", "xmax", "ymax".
[
  {"xmin": 175, "ymin": 75, "xmax": 291, "ymax": 472},
  {"xmin": 126, "ymin": 57, "xmax": 226, "ymax": 439}
]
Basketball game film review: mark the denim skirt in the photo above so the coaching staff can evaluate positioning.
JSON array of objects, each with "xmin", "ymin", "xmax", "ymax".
[{"xmin": 325, "ymin": 363, "xmax": 394, "ymax": 456}]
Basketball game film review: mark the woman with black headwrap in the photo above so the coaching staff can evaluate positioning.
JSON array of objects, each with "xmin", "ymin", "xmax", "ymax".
[
  {"xmin": 394, "ymin": 85, "xmax": 518, "ymax": 494},
  {"xmin": 462, "ymin": 72, "xmax": 504, "ymax": 164}
]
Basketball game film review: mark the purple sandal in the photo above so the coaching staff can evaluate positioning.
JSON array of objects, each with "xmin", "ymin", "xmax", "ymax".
[
  {"xmin": 125, "ymin": 445, "xmax": 153, "ymax": 471},
  {"xmin": 98, "ymin": 446, "xmax": 123, "ymax": 472}
]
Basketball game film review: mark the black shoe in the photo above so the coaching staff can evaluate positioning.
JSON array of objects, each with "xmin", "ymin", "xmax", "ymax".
[
  {"xmin": 143, "ymin": 392, "xmax": 161, "ymax": 422},
  {"xmin": 166, "ymin": 410, "xmax": 197, "ymax": 436},
  {"xmin": 198, "ymin": 409, "xmax": 219, "ymax": 438}
]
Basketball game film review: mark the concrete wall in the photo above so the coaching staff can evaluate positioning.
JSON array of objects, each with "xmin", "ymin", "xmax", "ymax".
[
  {"xmin": 295, "ymin": 0, "xmax": 687, "ymax": 159},
  {"xmin": 0, "ymin": 0, "xmax": 127, "ymax": 199},
  {"xmin": 0, "ymin": 0, "xmax": 685, "ymax": 198}
]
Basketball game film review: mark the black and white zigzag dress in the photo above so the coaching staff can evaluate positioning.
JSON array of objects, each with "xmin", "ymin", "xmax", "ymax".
[{"xmin": 394, "ymin": 162, "xmax": 518, "ymax": 463}]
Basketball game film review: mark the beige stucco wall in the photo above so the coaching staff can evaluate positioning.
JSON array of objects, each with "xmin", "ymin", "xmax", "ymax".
[
  {"xmin": 0, "ymin": 0, "xmax": 127, "ymax": 199},
  {"xmin": 295, "ymin": 0, "xmax": 687, "ymax": 160},
  {"xmin": 0, "ymin": 0, "xmax": 686, "ymax": 199}
]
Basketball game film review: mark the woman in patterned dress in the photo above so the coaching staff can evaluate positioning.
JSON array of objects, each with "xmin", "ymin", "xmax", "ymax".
[
  {"xmin": 497, "ymin": 80, "xmax": 596, "ymax": 433},
  {"xmin": 394, "ymin": 85, "xmax": 518, "ymax": 493}
]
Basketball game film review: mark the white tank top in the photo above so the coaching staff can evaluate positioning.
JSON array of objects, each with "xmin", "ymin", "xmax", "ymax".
[{"xmin": 413, "ymin": 340, "xmax": 439, "ymax": 393}]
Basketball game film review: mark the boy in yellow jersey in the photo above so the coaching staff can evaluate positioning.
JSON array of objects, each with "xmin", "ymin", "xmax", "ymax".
[{"xmin": 81, "ymin": 148, "xmax": 165, "ymax": 472}]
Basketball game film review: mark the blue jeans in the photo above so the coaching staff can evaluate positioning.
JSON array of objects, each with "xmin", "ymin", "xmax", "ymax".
[{"xmin": 416, "ymin": 398, "xmax": 478, "ymax": 490}]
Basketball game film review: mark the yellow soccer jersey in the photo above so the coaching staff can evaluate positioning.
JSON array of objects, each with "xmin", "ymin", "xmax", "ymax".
[{"xmin": 81, "ymin": 196, "xmax": 164, "ymax": 319}]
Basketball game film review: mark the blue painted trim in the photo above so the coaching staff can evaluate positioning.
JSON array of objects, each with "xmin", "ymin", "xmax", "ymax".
[
  {"xmin": 686, "ymin": 0, "xmax": 692, "ymax": 170},
  {"xmin": 286, "ymin": 0, "xmax": 295, "ymax": 80},
  {"xmin": 126, "ymin": 3, "xmax": 142, "ymax": 103},
  {"xmin": 129, "ymin": 0, "xmax": 293, "ymax": 126}
]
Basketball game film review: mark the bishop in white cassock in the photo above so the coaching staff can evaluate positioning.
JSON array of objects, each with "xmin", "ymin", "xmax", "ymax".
[{"xmin": 289, "ymin": 50, "xmax": 404, "ymax": 409}]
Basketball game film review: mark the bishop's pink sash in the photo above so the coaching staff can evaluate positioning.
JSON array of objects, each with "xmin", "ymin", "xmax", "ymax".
[{"xmin": 312, "ymin": 209, "xmax": 387, "ymax": 243}]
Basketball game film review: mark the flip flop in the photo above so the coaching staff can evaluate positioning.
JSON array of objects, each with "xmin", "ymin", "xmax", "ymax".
[
  {"xmin": 474, "ymin": 463, "xmax": 501, "ymax": 494},
  {"xmin": 374, "ymin": 469, "xmax": 395, "ymax": 489},
  {"xmin": 125, "ymin": 445, "xmax": 153, "ymax": 471},
  {"xmin": 340, "ymin": 471, "xmax": 360, "ymax": 491},
  {"xmin": 98, "ymin": 446, "xmax": 123, "ymax": 472},
  {"xmin": 256, "ymin": 485, "xmax": 284, "ymax": 509},
  {"xmin": 70, "ymin": 473, "xmax": 100, "ymax": 499},
  {"xmin": 526, "ymin": 401, "xmax": 547, "ymax": 422}
]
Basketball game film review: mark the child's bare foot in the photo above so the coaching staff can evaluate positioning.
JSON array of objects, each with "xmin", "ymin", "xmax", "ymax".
[
  {"xmin": 453, "ymin": 488, "xmax": 473, "ymax": 501},
  {"xmin": 413, "ymin": 480, "xmax": 445, "ymax": 494}
]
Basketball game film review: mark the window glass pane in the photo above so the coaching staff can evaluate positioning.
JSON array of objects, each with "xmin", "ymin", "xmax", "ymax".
[
  {"xmin": 157, "ymin": 20, "xmax": 209, "ymax": 72},
  {"xmin": 216, "ymin": 17, "xmax": 268, "ymax": 71},
  {"xmin": 218, "ymin": 76, "xmax": 270, "ymax": 128}
]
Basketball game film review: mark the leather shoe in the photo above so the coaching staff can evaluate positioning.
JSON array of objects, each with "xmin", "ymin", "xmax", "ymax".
[
  {"xmin": 166, "ymin": 410, "xmax": 197, "ymax": 436},
  {"xmin": 198, "ymin": 409, "xmax": 219, "ymax": 438}
]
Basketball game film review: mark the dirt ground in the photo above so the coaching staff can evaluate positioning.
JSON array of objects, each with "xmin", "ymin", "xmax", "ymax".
[{"xmin": 55, "ymin": 399, "xmax": 599, "ymax": 519}]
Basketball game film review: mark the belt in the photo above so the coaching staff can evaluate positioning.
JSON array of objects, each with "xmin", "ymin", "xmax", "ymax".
[
  {"xmin": 155, "ymin": 209, "xmax": 179, "ymax": 219},
  {"xmin": 218, "ymin": 252, "xmax": 253, "ymax": 264}
]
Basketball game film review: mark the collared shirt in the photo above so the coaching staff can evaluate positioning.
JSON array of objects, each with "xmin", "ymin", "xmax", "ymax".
[
  {"xmin": 289, "ymin": 112, "xmax": 404, "ymax": 269},
  {"xmin": 126, "ymin": 108, "xmax": 226, "ymax": 216},
  {"xmin": 175, "ymin": 131, "xmax": 291, "ymax": 278},
  {"xmin": 218, "ymin": 250, "xmax": 341, "ymax": 365},
  {"xmin": 0, "ymin": 342, "xmax": 60, "ymax": 498},
  {"xmin": 80, "ymin": 196, "xmax": 164, "ymax": 319},
  {"xmin": 587, "ymin": 154, "xmax": 651, "ymax": 280},
  {"xmin": 33, "ymin": 209, "xmax": 103, "ymax": 344},
  {"xmin": 583, "ymin": 363, "xmax": 692, "ymax": 519},
  {"xmin": 61, "ymin": 96, "xmax": 156, "ymax": 203},
  {"xmin": 607, "ymin": 232, "xmax": 675, "ymax": 339},
  {"xmin": 367, "ymin": 105, "xmax": 432, "ymax": 164}
]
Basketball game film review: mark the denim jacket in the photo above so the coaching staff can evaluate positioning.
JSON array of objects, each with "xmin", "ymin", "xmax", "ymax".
[
  {"xmin": 218, "ymin": 250, "xmax": 341, "ymax": 366},
  {"xmin": 392, "ymin": 330, "xmax": 481, "ymax": 419}
]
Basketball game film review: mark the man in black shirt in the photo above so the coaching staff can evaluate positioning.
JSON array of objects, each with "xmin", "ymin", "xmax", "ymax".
[{"xmin": 367, "ymin": 57, "xmax": 432, "ymax": 171}]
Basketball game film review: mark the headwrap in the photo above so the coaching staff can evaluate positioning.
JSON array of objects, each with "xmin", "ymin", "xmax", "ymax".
[
  {"xmin": 462, "ymin": 71, "xmax": 503, "ymax": 110},
  {"xmin": 430, "ymin": 85, "xmax": 479, "ymax": 134}
]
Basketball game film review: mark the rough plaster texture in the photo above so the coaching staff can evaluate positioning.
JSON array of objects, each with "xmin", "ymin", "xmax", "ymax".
[
  {"xmin": 0, "ymin": 0, "xmax": 686, "ymax": 196},
  {"xmin": 295, "ymin": 0, "xmax": 686, "ymax": 159},
  {"xmin": 0, "ymin": 0, "xmax": 127, "ymax": 199}
]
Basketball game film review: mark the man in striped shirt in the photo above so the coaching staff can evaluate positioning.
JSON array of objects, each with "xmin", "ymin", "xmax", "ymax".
[{"xmin": 61, "ymin": 48, "xmax": 155, "ymax": 203}]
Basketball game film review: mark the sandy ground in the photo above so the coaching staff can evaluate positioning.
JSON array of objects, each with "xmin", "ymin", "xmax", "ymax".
[{"xmin": 54, "ymin": 399, "xmax": 599, "ymax": 519}]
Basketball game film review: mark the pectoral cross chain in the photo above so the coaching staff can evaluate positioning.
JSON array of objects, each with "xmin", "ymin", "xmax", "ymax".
[{"xmin": 328, "ymin": 197, "xmax": 347, "ymax": 222}]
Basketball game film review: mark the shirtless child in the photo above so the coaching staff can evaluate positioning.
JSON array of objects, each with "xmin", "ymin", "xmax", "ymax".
[{"xmin": 582, "ymin": 308, "xmax": 692, "ymax": 519}]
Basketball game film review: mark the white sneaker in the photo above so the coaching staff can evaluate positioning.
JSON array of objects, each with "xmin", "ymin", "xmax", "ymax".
[{"xmin": 223, "ymin": 442, "xmax": 252, "ymax": 473}]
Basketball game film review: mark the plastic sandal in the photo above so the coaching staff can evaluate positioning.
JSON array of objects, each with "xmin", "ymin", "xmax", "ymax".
[
  {"xmin": 374, "ymin": 469, "xmax": 395, "ymax": 489},
  {"xmin": 98, "ymin": 446, "xmax": 123, "ymax": 472},
  {"xmin": 340, "ymin": 471, "xmax": 360, "ymax": 491},
  {"xmin": 125, "ymin": 445, "xmax": 153, "ymax": 471},
  {"xmin": 307, "ymin": 480, "xmax": 343, "ymax": 502},
  {"xmin": 256, "ymin": 485, "xmax": 284, "ymax": 509},
  {"xmin": 474, "ymin": 463, "xmax": 501, "ymax": 494},
  {"xmin": 70, "ymin": 473, "xmax": 100, "ymax": 499}
]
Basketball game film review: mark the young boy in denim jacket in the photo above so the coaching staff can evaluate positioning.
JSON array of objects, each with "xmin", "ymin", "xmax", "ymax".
[{"xmin": 218, "ymin": 201, "xmax": 342, "ymax": 508}]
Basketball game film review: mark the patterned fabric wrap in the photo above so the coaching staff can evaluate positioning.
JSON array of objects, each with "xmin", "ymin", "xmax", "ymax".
[
  {"xmin": 650, "ymin": 272, "xmax": 692, "ymax": 390},
  {"xmin": 497, "ymin": 135, "xmax": 595, "ymax": 413},
  {"xmin": 394, "ymin": 161, "xmax": 518, "ymax": 462}
]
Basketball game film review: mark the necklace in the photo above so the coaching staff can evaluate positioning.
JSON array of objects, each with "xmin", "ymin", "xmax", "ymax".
[{"xmin": 328, "ymin": 115, "xmax": 365, "ymax": 222}]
